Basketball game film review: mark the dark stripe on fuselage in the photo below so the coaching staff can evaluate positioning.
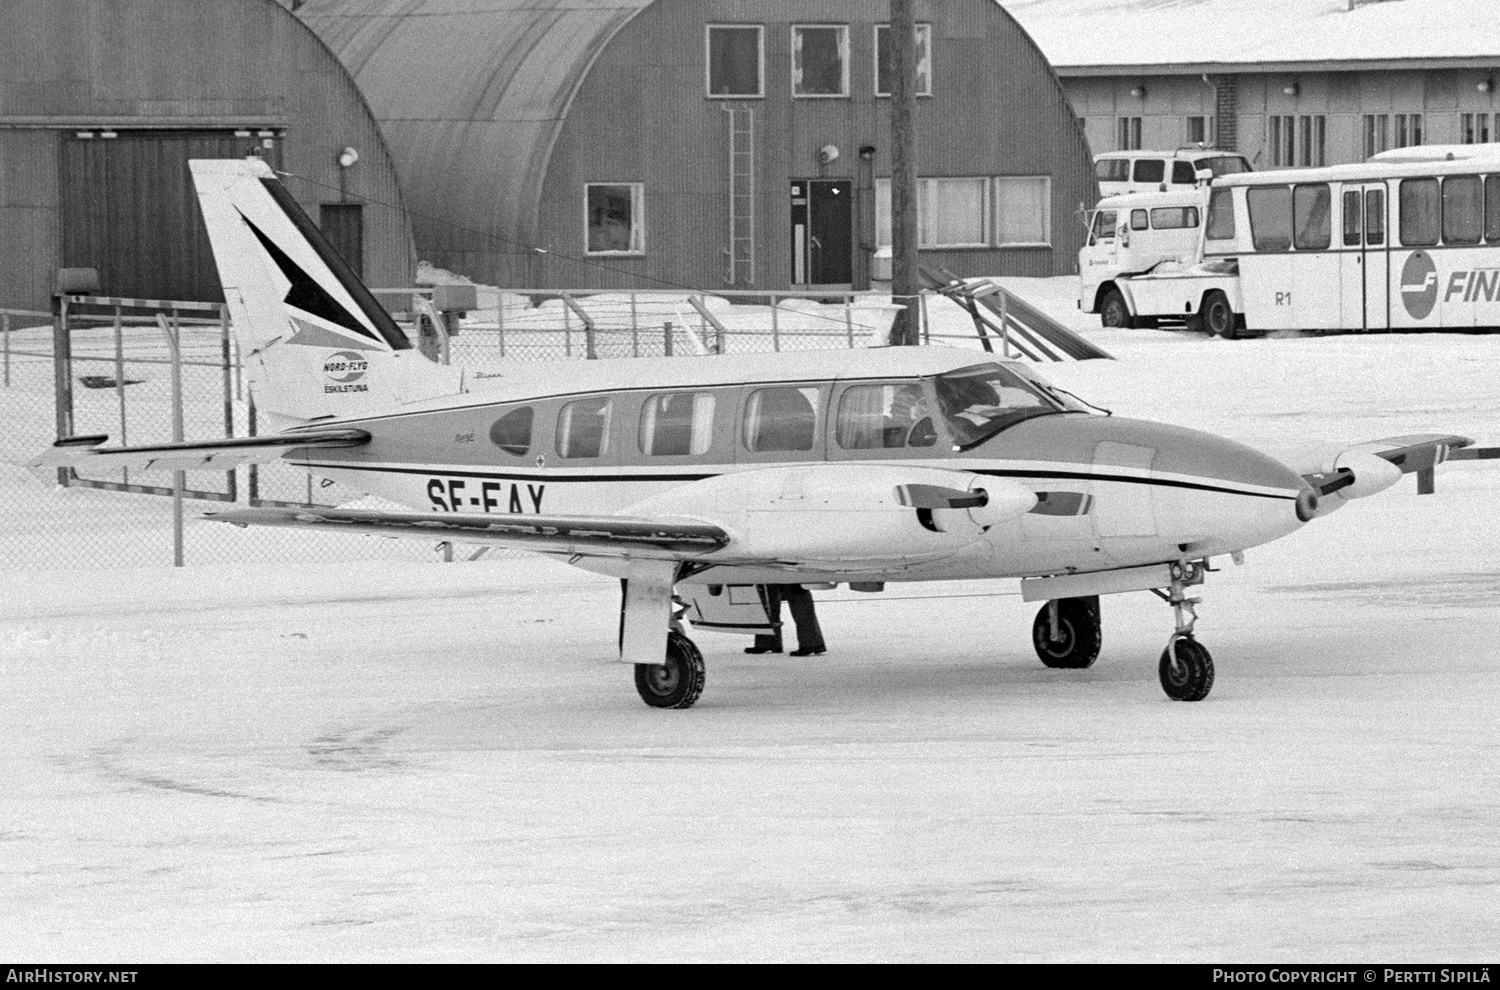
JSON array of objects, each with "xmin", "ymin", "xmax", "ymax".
[{"xmin": 299, "ymin": 460, "xmax": 1299, "ymax": 500}]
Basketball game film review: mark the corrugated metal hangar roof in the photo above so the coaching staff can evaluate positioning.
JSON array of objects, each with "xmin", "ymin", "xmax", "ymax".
[{"xmin": 298, "ymin": 0, "xmax": 654, "ymax": 259}]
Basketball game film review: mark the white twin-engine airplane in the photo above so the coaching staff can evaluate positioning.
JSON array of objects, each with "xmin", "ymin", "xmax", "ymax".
[{"xmin": 36, "ymin": 158, "xmax": 1478, "ymax": 708}]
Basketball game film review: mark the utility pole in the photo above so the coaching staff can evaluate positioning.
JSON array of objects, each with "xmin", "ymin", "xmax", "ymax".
[{"xmin": 888, "ymin": 0, "xmax": 920, "ymax": 345}]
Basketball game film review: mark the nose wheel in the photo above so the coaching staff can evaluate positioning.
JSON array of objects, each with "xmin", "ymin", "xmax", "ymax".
[{"xmin": 1150, "ymin": 561, "xmax": 1214, "ymax": 701}]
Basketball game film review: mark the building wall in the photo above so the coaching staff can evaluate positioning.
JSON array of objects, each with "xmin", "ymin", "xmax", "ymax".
[
  {"xmin": 0, "ymin": 0, "xmax": 413, "ymax": 310},
  {"xmin": 529, "ymin": 0, "xmax": 1094, "ymax": 291},
  {"xmin": 1068, "ymin": 66, "xmax": 1500, "ymax": 172}
]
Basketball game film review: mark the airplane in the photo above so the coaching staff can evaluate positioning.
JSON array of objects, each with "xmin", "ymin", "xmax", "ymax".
[{"xmin": 32, "ymin": 157, "xmax": 1485, "ymax": 708}]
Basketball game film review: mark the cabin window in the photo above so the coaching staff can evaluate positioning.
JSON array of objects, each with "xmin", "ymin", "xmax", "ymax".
[
  {"xmin": 934, "ymin": 364, "xmax": 1059, "ymax": 448},
  {"xmin": 585, "ymin": 183, "xmax": 644, "ymax": 255},
  {"xmin": 743, "ymin": 387, "xmax": 819, "ymax": 453},
  {"xmin": 792, "ymin": 25, "xmax": 848, "ymax": 97},
  {"xmin": 1132, "ymin": 159, "xmax": 1164, "ymax": 184},
  {"xmin": 994, "ymin": 176, "xmax": 1050, "ymax": 246},
  {"xmin": 1246, "ymin": 186, "xmax": 1293, "ymax": 252},
  {"xmin": 1171, "ymin": 161, "xmax": 1197, "ymax": 185},
  {"xmin": 836, "ymin": 383, "xmax": 938, "ymax": 450},
  {"xmin": 1399, "ymin": 177, "xmax": 1440, "ymax": 247},
  {"xmin": 1442, "ymin": 175, "xmax": 1483, "ymax": 246},
  {"xmin": 639, "ymin": 392, "xmax": 715, "ymax": 457},
  {"xmin": 1089, "ymin": 209, "xmax": 1117, "ymax": 245},
  {"xmin": 1485, "ymin": 176, "xmax": 1500, "ymax": 242},
  {"xmin": 1292, "ymin": 183, "xmax": 1331, "ymax": 251},
  {"xmin": 556, "ymin": 397, "xmax": 612, "ymax": 459},
  {"xmin": 488, "ymin": 406, "xmax": 533, "ymax": 457},
  {"xmin": 1150, "ymin": 206, "xmax": 1199, "ymax": 229},
  {"xmin": 1343, "ymin": 190, "xmax": 1362, "ymax": 246},
  {"xmin": 1095, "ymin": 159, "xmax": 1129, "ymax": 183},
  {"xmin": 1130, "ymin": 210, "xmax": 1149, "ymax": 231},
  {"xmin": 1205, "ymin": 189, "xmax": 1235, "ymax": 240},
  {"xmin": 874, "ymin": 23, "xmax": 932, "ymax": 96},
  {"xmin": 706, "ymin": 25, "xmax": 763, "ymax": 98}
]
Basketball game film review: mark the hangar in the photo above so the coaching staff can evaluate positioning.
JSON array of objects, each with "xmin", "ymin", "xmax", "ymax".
[
  {"xmin": 295, "ymin": 0, "xmax": 1095, "ymax": 292},
  {"xmin": 0, "ymin": 0, "xmax": 413, "ymax": 311}
]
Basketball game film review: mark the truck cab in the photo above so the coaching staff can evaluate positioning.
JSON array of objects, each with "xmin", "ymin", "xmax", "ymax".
[{"xmin": 1079, "ymin": 188, "xmax": 1207, "ymax": 324}]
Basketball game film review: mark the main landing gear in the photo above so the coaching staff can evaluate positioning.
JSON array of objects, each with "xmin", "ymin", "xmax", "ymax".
[
  {"xmin": 1031, "ymin": 595, "xmax": 1102, "ymax": 669},
  {"xmin": 634, "ymin": 630, "xmax": 706, "ymax": 709},
  {"xmin": 1150, "ymin": 561, "xmax": 1214, "ymax": 702}
]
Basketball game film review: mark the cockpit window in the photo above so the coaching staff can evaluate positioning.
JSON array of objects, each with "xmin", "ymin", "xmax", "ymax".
[
  {"xmin": 934, "ymin": 364, "xmax": 1063, "ymax": 449},
  {"xmin": 488, "ymin": 406, "xmax": 533, "ymax": 456}
]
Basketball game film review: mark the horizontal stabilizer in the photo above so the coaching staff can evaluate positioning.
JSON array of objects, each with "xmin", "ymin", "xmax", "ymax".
[
  {"xmin": 30, "ymin": 428, "xmax": 370, "ymax": 472},
  {"xmin": 206, "ymin": 506, "xmax": 729, "ymax": 558}
]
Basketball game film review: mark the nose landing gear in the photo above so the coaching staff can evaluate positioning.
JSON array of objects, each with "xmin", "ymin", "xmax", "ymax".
[{"xmin": 1150, "ymin": 561, "xmax": 1214, "ymax": 701}]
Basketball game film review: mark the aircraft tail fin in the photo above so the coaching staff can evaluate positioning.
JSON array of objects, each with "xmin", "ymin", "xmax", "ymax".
[{"xmin": 189, "ymin": 157, "xmax": 455, "ymax": 427}]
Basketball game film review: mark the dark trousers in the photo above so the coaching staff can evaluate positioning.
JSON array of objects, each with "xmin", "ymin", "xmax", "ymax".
[{"xmin": 753, "ymin": 584, "xmax": 825, "ymax": 652}]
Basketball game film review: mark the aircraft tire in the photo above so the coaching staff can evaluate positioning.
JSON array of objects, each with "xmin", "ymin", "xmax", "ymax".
[
  {"xmin": 635, "ymin": 631, "xmax": 706, "ymax": 709},
  {"xmin": 1032, "ymin": 596, "xmax": 1102, "ymax": 669},
  {"xmin": 1099, "ymin": 289, "xmax": 1135, "ymax": 329},
  {"xmin": 1158, "ymin": 637, "xmax": 1215, "ymax": 702}
]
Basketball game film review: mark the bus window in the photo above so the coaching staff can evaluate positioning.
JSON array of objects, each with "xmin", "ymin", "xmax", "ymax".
[
  {"xmin": 1206, "ymin": 189, "xmax": 1235, "ymax": 240},
  {"xmin": 1247, "ymin": 186, "xmax": 1293, "ymax": 252},
  {"xmin": 1089, "ymin": 210, "xmax": 1117, "ymax": 245},
  {"xmin": 488, "ymin": 406, "xmax": 533, "ymax": 456},
  {"xmin": 1342, "ymin": 190, "xmax": 1361, "ymax": 246},
  {"xmin": 556, "ymin": 396, "xmax": 611, "ymax": 459},
  {"xmin": 1130, "ymin": 209, "xmax": 1149, "ymax": 230},
  {"xmin": 1293, "ymin": 183, "xmax": 1331, "ymax": 251},
  {"xmin": 743, "ymin": 387, "xmax": 818, "ymax": 453},
  {"xmin": 639, "ymin": 392, "xmax": 715, "ymax": 456},
  {"xmin": 1366, "ymin": 188, "xmax": 1385, "ymax": 245},
  {"xmin": 1171, "ymin": 161, "xmax": 1197, "ymax": 185},
  {"xmin": 1133, "ymin": 159, "xmax": 1165, "ymax": 184},
  {"xmin": 837, "ymin": 383, "xmax": 936, "ymax": 450},
  {"xmin": 1442, "ymin": 175, "xmax": 1483, "ymax": 245},
  {"xmin": 1399, "ymin": 177, "xmax": 1439, "ymax": 246},
  {"xmin": 1487, "ymin": 177, "xmax": 1500, "ymax": 243},
  {"xmin": 1150, "ymin": 206, "xmax": 1199, "ymax": 229}
]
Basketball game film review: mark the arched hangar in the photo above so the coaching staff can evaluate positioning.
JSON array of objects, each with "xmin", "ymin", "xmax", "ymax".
[
  {"xmin": 298, "ymin": 0, "xmax": 1095, "ymax": 292},
  {"xmin": 0, "ymin": 0, "xmax": 413, "ymax": 310}
]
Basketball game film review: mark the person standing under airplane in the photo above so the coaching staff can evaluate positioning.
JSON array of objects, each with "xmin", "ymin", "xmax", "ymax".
[{"xmin": 746, "ymin": 584, "xmax": 827, "ymax": 656}]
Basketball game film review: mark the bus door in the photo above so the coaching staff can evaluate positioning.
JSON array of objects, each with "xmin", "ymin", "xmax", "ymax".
[{"xmin": 1340, "ymin": 183, "xmax": 1389, "ymax": 330}]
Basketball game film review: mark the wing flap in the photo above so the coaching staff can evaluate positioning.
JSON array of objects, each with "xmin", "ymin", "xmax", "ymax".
[
  {"xmin": 30, "ymin": 428, "xmax": 371, "ymax": 472},
  {"xmin": 205, "ymin": 506, "xmax": 730, "ymax": 559}
]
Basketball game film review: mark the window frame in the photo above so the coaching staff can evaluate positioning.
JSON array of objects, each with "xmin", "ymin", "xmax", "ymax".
[
  {"xmin": 638, "ymin": 391, "xmax": 718, "ymax": 459},
  {"xmin": 791, "ymin": 24, "xmax": 850, "ymax": 99},
  {"xmin": 704, "ymin": 24, "xmax": 765, "ymax": 99},
  {"xmin": 1442, "ymin": 174, "xmax": 1484, "ymax": 246},
  {"xmin": 1399, "ymin": 176, "xmax": 1441, "ymax": 247},
  {"xmin": 873, "ymin": 22, "xmax": 933, "ymax": 98},
  {"xmin": 739, "ymin": 385, "xmax": 825, "ymax": 459},
  {"xmin": 583, "ymin": 182, "xmax": 645, "ymax": 256},
  {"xmin": 554, "ymin": 395, "xmax": 614, "ymax": 460}
]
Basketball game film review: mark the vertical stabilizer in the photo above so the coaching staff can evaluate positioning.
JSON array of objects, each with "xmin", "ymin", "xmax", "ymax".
[{"xmin": 190, "ymin": 158, "xmax": 453, "ymax": 427}]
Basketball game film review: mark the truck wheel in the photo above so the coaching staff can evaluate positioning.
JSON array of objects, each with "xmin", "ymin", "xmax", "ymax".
[
  {"xmin": 1202, "ymin": 290, "xmax": 1237, "ymax": 339},
  {"xmin": 1099, "ymin": 289, "xmax": 1134, "ymax": 329}
]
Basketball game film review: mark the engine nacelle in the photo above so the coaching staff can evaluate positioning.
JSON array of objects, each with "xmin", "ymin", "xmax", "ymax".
[
  {"xmin": 1291, "ymin": 445, "xmax": 1403, "ymax": 518},
  {"xmin": 623, "ymin": 464, "xmax": 1035, "ymax": 566}
]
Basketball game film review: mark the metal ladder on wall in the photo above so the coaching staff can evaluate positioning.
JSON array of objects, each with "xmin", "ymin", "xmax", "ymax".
[{"xmin": 726, "ymin": 106, "xmax": 755, "ymax": 286}]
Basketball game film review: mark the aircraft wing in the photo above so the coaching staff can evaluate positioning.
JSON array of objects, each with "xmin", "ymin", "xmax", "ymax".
[
  {"xmin": 207, "ymin": 506, "xmax": 731, "ymax": 561},
  {"xmin": 1295, "ymin": 433, "xmax": 1480, "ymax": 507},
  {"xmin": 30, "ymin": 428, "xmax": 371, "ymax": 472}
]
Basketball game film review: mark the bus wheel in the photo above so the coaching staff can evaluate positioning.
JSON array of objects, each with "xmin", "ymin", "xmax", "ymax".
[
  {"xmin": 1202, "ymin": 290, "xmax": 1237, "ymax": 338},
  {"xmin": 1099, "ymin": 289, "xmax": 1134, "ymax": 329},
  {"xmin": 634, "ymin": 631, "xmax": 705, "ymax": 709}
]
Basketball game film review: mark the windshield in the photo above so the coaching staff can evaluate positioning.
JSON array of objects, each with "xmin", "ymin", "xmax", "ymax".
[
  {"xmin": 934, "ymin": 363, "xmax": 1065, "ymax": 449},
  {"xmin": 1197, "ymin": 155, "xmax": 1251, "ymax": 177}
]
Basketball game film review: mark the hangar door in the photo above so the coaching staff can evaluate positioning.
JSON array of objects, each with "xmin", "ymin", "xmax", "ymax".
[{"xmin": 61, "ymin": 130, "xmax": 280, "ymax": 302}]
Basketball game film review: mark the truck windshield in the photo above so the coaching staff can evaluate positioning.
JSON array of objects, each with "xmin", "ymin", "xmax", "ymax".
[{"xmin": 934, "ymin": 364, "xmax": 1066, "ymax": 450}]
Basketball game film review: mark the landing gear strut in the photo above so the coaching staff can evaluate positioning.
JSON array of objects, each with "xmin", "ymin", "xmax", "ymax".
[
  {"xmin": 1151, "ymin": 561, "xmax": 1214, "ymax": 701},
  {"xmin": 1032, "ymin": 595, "xmax": 1102, "ymax": 669}
]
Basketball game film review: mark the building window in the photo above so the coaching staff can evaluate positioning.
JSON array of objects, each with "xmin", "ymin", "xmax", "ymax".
[
  {"xmin": 792, "ymin": 25, "xmax": 848, "ymax": 97},
  {"xmin": 1117, "ymin": 116, "xmax": 1142, "ymax": 151},
  {"xmin": 995, "ymin": 176, "xmax": 1051, "ymax": 246},
  {"xmin": 1268, "ymin": 115, "xmax": 1296, "ymax": 167},
  {"xmin": 556, "ymin": 397, "xmax": 612, "ymax": 459},
  {"xmin": 874, "ymin": 23, "xmax": 932, "ymax": 96},
  {"xmin": 706, "ymin": 25, "xmax": 763, "ymax": 98},
  {"xmin": 1460, "ymin": 112, "xmax": 1493, "ymax": 144},
  {"xmin": 1363, "ymin": 114, "xmax": 1390, "ymax": 158},
  {"xmin": 1298, "ymin": 115, "xmax": 1326, "ymax": 167},
  {"xmin": 1186, "ymin": 115, "xmax": 1215, "ymax": 146},
  {"xmin": 584, "ymin": 183, "xmax": 643, "ymax": 255},
  {"xmin": 875, "ymin": 177, "xmax": 989, "ymax": 248},
  {"xmin": 640, "ymin": 393, "xmax": 716, "ymax": 457},
  {"xmin": 1395, "ymin": 113, "xmax": 1423, "ymax": 149}
]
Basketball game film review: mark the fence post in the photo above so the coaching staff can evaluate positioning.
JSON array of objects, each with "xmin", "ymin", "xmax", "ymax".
[
  {"xmin": 920, "ymin": 292, "xmax": 931, "ymax": 344},
  {"xmin": 156, "ymin": 312, "xmax": 185, "ymax": 568},
  {"xmin": 51, "ymin": 294, "xmax": 74, "ymax": 487},
  {"xmin": 664, "ymin": 320, "xmax": 673, "ymax": 357},
  {"xmin": 770, "ymin": 294, "xmax": 780, "ymax": 352},
  {"xmin": 845, "ymin": 296, "xmax": 854, "ymax": 348},
  {"xmin": 220, "ymin": 305, "xmax": 236, "ymax": 502},
  {"xmin": 562, "ymin": 293, "xmax": 572, "ymax": 357},
  {"xmin": 3, "ymin": 311, "xmax": 10, "ymax": 388},
  {"xmin": 629, "ymin": 291, "xmax": 640, "ymax": 357},
  {"xmin": 999, "ymin": 290, "xmax": 1012, "ymax": 359},
  {"xmin": 496, "ymin": 295, "xmax": 506, "ymax": 359}
]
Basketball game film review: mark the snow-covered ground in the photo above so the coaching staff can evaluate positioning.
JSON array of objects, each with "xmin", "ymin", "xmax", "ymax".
[{"xmin": 3, "ymin": 278, "xmax": 1499, "ymax": 961}]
